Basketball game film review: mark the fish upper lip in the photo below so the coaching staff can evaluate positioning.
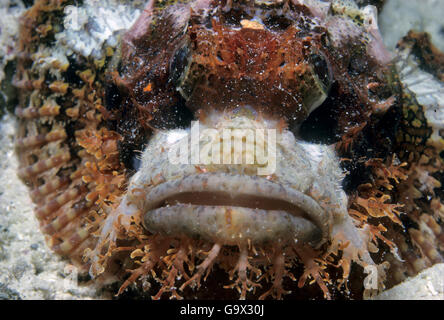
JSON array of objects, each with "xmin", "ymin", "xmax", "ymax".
[{"xmin": 134, "ymin": 172, "xmax": 331, "ymax": 245}]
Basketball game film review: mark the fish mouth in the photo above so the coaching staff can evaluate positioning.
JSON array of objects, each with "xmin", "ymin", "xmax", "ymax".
[{"xmin": 140, "ymin": 173, "xmax": 330, "ymax": 246}]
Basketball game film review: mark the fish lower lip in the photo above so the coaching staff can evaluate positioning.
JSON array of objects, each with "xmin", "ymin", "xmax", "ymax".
[{"xmin": 136, "ymin": 173, "xmax": 330, "ymax": 245}]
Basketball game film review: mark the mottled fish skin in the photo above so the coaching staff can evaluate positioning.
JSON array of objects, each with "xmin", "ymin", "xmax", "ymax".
[{"xmin": 10, "ymin": 0, "xmax": 444, "ymax": 299}]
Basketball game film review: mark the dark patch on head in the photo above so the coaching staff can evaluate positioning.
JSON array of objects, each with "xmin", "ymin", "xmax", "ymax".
[{"xmin": 22, "ymin": 0, "xmax": 35, "ymax": 8}]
